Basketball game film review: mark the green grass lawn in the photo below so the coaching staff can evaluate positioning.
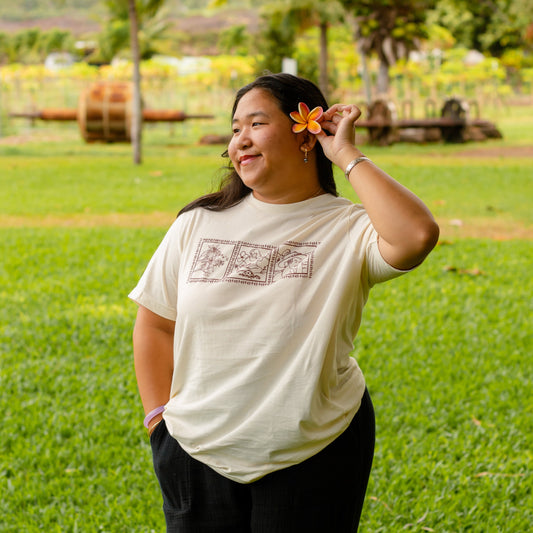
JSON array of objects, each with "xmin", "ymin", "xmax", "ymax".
[
  {"xmin": 1, "ymin": 115, "xmax": 532, "ymax": 531},
  {"xmin": 1, "ymin": 119, "xmax": 532, "ymax": 237},
  {"xmin": 358, "ymin": 239, "xmax": 532, "ymax": 531}
]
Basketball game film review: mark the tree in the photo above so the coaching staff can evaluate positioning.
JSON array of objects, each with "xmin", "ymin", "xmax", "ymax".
[
  {"xmin": 290, "ymin": 0, "xmax": 344, "ymax": 102},
  {"xmin": 98, "ymin": 0, "xmax": 170, "ymax": 63},
  {"xmin": 255, "ymin": 0, "xmax": 343, "ymax": 100},
  {"xmin": 39, "ymin": 29, "xmax": 74, "ymax": 58},
  {"xmin": 218, "ymin": 24, "xmax": 250, "ymax": 56},
  {"xmin": 212, "ymin": 0, "xmax": 339, "ymax": 95},
  {"xmin": 339, "ymin": 0, "xmax": 435, "ymax": 96},
  {"xmin": 428, "ymin": 0, "xmax": 533, "ymax": 57},
  {"xmin": 256, "ymin": 6, "xmax": 298, "ymax": 75},
  {"xmin": 128, "ymin": 0, "xmax": 142, "ymax": 165},
  {"xmin": 101, "ymin": 0, "xmax": 167, "ymax": 165}
]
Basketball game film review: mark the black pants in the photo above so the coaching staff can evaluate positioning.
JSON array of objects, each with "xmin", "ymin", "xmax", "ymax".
[{"xmin": 150, "ymin": 388, "xmax": 375, "ymax": 533}]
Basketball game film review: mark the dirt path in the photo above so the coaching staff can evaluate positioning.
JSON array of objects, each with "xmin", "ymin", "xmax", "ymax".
[
  {"xmin": 453, "ymin": 145, "xmax": 533, "ymax": 158},
  {"xmin": 0, "ymin": 212, "xmax": 176, "ymax": 229},
  {"xmin": 1, "ymin": 212, "xmax": 531, "ymax": 240}
]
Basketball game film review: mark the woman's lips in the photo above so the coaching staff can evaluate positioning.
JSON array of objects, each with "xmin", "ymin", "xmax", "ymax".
[{"xmin": 239, "ymin": 154, "xmax": 260, "ymax": 166}]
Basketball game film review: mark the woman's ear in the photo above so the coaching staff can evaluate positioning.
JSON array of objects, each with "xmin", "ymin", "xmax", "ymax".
[{"xmin": 299, "ymin": 131, "xmax": 318, "ymax": 153}]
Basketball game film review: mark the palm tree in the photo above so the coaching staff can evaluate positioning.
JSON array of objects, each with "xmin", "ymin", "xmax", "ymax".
[
  {"xmin": 292, "ymin": 0, "xmax": 344, "ymax": 101},
  {"xmin": 103, "ymin": 0, "xmax": 168, "ymax": 164},
  {"xmin": 255, "ymin": 0, "xmax": 343, "ymax": 101},
  {"xmin": 128, "ymin": 0, "xmax": 142, "ymax": 164}
]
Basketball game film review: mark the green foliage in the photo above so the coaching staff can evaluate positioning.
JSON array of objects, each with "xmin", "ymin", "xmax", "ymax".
[
  {"xmin": 95, "ymin": 0, "xmax": 170, "ymax": 62},
  {"xmin": 0, "ymin": 42, "xmax": 531, "ymax": 114},
  {"xmin": 97, "ymin": 19, "xmax": 131, "ymax": 63},
  {"xmin": 0, "ymin": 32, "xmax": 12, "ymax": 64},
  {"xmin": 428, "ymin": 0, "xmax": 533, "ymax": 57},
  {"xmin": 338, "ymin": 0, "xmax": 436, "ymax": 93},
  {"xmin": 102, "ymin": 0, "xmax": 166, "ymax": 22},
  {"xmin": 293, "ymin": 40, "xmax": 320, "ymax": 85},
  {"xmin": 339, "ymin": 0, "xmax": 434, "ymax": 55},
  {"xmin": 253, "ymin": 0, "xmax": 344, "ymax": 87},
  {"xmin": 0, "ymin": 28, "xmax": 76, "ymax": 65},
  {"xmin": 0, "ymin": 0, "xmax": 102, "ymax": 21},
  {"xmin": 256, "ymin": 7, "xmax": 297, "ymax": 74},
  {"xmin": 1, "ymin": 0, "xmax": 533, "ymax": 92},
  {"xmin": 218, "ymin": 24, "xmax": 250, "ymax": 56}
]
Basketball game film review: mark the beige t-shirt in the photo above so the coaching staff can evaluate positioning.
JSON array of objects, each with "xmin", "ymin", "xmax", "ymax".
[{"xmin": 129, "ymin": 193, "xmax": 408, "ymax": 483}]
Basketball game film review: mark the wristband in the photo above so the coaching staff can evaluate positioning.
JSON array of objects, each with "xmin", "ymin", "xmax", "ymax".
[
  {"xmin": 143, "ymin": 405, "xmax": 165, "ymax": 428},
  {"xmin": 345, "ymin": 156, "xmax": 371, "ymax": 180}
]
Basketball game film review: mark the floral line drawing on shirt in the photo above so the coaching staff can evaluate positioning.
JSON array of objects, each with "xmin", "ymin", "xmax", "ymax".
[
  {"xmin": 188, "ymin": 238, "xmax": 319, "ymax": 286},
  {"xmin": 193, "ymin": 244, "xmax": 227, "ymax": 276},
  {"xmin": 234, "ymin": 246, "xmax": 270, "ymax": 280}
]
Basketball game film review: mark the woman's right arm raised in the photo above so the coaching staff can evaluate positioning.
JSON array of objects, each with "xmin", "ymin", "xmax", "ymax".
[{"xmin": 132, "ymin": 305, "xmax": 175, "ymax": 433}]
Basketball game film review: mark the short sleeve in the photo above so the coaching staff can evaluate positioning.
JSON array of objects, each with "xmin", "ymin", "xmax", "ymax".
[
  {"xmin": 128, "ymin": 220, "xmax": 182, "ymax": 321},
  {"xmin": 348, "ymin": 204, "xmax": 412, "ymax": 287},
  {"xmin": 365, "ymin": 234, "xmax": 412, "ymax": 287}
]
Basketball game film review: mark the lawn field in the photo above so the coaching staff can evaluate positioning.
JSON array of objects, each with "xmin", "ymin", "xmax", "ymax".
[{"xmin": 1, "ymin": 110, "xmax": 532, "ymax": 531}]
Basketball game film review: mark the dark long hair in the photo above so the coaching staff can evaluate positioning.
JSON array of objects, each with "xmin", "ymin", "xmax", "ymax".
[{"xmin": 178, "ymin": 73, "xmax": 337, "ymax": 216}]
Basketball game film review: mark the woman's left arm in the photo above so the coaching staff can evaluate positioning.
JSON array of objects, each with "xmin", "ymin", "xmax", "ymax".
[{"xmin": 317, "ymin": 104, "xmax": 440, "ymax": 270}]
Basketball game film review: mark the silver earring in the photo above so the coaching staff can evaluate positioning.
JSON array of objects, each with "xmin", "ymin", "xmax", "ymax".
[{"xmin": 304, "ymin": 149, "xmax": 308, "ymax": 163}]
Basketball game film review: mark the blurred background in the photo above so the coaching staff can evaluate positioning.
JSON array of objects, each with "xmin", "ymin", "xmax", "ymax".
[{"xmin": 1, "ymin": 0, "xmax": 532, "ymax": 144}]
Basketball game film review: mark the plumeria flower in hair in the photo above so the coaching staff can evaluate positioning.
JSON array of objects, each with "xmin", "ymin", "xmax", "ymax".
[{"xmin": 290, "ymin": 102, "xmax": 323, "ymax": 134}]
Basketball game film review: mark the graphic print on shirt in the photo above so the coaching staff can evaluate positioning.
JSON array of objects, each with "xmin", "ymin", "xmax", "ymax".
[{"xmin": 188, "ymin": 238, "xmax": 319, "ymax": 286}]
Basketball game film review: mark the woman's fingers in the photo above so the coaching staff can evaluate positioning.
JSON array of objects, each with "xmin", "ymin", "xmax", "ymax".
[
  {"xmin": 319, "ymin": 120, "xmax": 337, "ymax": 135},
  {"xmin": 319, "ymin": 104, "xmax": 361, "ymax": 137},
  {"xmin": 315, "ymin": 104, "xmax": 364, "ymax": 165},
  {"xmin": 321, "ymin": 104, "xmax": 362, "ymax": 123}
]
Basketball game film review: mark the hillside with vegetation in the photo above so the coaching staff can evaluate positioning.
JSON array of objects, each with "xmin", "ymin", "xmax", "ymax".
[
  {"xmin": 0, "ymin": 0, "xmax": 259, "ymax": 59},
  {"xmin": 0, "ymin": 0, "xmax": 217, "ymax": 21},
  {"xmin": 0, "ymin": 0, "xmax": 256, "ymax": 35},
  {"xmin": 0, "ymin": 0, "xmax": 104, "ymax": 27}
]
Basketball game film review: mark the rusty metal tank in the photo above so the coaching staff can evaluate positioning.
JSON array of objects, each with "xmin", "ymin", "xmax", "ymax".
[
  {"xmin": 78, "ymin": 81, "xmax": 134, "ymax": 142},
  {"xmin": 9, "ymin": 81, "xmax": 213, "ymax": 143}
]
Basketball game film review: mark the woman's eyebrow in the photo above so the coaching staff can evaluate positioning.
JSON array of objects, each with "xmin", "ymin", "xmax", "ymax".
[{"xmin": 232, "ymin": 111, "xmax": 270, "ymax": 124}]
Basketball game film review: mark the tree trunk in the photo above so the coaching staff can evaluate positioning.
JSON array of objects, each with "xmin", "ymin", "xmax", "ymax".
[
  {"xmin": 359, "ymin": 46, "xmax": 372, "ymax": 104},
  {"xmin": 351, "ymin": 16, "xmax": 372, "ymax": 104},
  {"xmin": 318, "ymin": 20, "xmax": 329, "ymax": 101},
  {"xmin": 377, "ymin": 59, "xmax": 390, "ymax": 96},
  {"xmin": 128, "ymin": 0, "xmax": 142, "ymax": 165}
]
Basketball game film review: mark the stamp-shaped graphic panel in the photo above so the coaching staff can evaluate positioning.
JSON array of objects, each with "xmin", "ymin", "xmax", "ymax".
[
  {"xmin": 188, "ymin": 239, "xmax": 319, "ymax": 286},
  {"xmin": 227, "ymin": 243, "xmax": 275, "ymax": 284},
  {"xmin": 188, "ymin": 239, "xmax": 234, "ymax": 282},
  {"xmin": 273, "ymin": 242, "xmax": 316, "ymax": 281}
]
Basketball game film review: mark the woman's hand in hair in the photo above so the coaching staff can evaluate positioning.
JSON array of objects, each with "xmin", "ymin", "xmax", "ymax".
[
  {"xmin": 315, "ymin": 104, "xmax": 364, "ymax": 168},
  {"xmin": 317, "ymin": 103, "xmax": 439, "ymax": 270}
]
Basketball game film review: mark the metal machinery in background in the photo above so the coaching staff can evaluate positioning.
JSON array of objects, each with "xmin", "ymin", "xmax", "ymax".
[{"xmin": 10, "ymin": 81, "xmax": 213, "ymax": 142}]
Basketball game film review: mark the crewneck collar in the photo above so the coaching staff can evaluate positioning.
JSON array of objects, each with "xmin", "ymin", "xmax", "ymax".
[{"xmin": 246, "ymin": 192, "xmax": 334, "ymax": 213}]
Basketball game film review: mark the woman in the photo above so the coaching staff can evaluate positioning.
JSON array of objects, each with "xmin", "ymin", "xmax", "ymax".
[{"xmin": 130, "ymin": 73, "xmax": 439, "ymax": 532}]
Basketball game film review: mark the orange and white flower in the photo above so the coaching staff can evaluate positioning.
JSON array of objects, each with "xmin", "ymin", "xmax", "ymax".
[{"xmin": 290, "ymin": 102, "xmax": 323, "ymax": 134}]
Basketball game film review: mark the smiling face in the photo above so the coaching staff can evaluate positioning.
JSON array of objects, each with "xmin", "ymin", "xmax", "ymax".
[{"xmin": 228, "ymin": 88, "xmax": 320, "ymax": 204}]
